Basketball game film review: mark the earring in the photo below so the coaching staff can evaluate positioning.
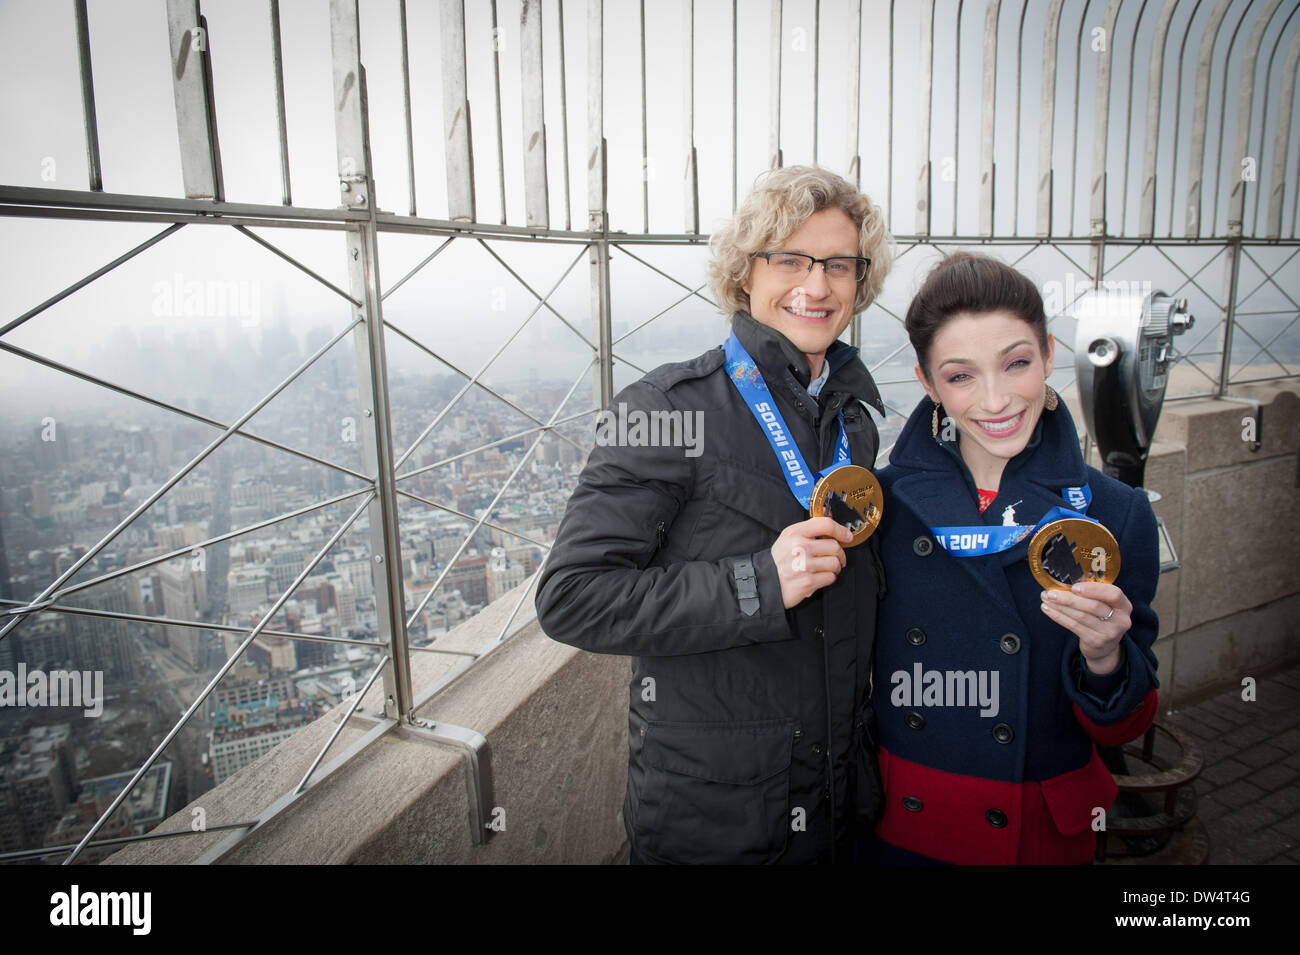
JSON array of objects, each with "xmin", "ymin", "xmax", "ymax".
[
  {"xmin": 1044, "ymin": 384, "xmax": 1059, "ymax": 411},
  {"xmin": 931, "ymin": 399, "xmax": 942, "ymax": 438}
]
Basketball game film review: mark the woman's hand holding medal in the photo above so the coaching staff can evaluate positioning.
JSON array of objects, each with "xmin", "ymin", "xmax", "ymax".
[
  {"xmin": 1040, "ymin": 581, "xmax": 1134, "ymax": 675},
  {"xmin": 771, "ymin": 517, "xmax": 854, "ymax": 609}
]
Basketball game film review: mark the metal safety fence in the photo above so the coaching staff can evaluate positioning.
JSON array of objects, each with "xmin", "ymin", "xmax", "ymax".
[{"xmin": 0, "ymin": 0, "xmax": 1296, "ymax": 863}]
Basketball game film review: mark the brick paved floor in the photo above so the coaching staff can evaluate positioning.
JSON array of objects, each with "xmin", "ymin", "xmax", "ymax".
[{"xmin": 1162, "ymin": 662, "xmax": 1300, "ymax": 864}]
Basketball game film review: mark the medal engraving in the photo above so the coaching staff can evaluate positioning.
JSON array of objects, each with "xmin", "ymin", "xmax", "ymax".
[
  {"xmin": 1028, "ymin": 517, "xmax": 1121, "ymax": 590},
  {"xmin": 809, "ymin": 465, "xmax": 882, "ymax": 547}
]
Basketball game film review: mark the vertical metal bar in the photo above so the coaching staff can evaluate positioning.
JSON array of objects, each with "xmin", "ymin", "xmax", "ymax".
[
  {"xmin": 1112, "ymin": 0, "xmax": 1154, "ymax": 236},
  {"xmin": 1117, "ymin": 0, "xmax": 1151, "ymax": 236},
  {"xmin": 165, "ymin": 0, "xmax": 223, "ymax": 199},
  {"xmin": 640, "ymin": 0, "xmax": 649, "ymax": 231},
  {"xmin": 1185, "ymin": 0, "xmax": 1235, "ymax": 237},
  {"xmin": 732, "ymin": 0, "xmax": 738, "ymax": 210},
  {"xmin": 440, "ymin": 0, "xmax": 476, "ymax": 222},
  {"xmin": 490, "ymin": 0, "xmax": 507, "ymax": 223},
  {"xmin": 848, "ymin": 0, "xmax": 861, "ymax": 350},
  {"xmin": 770, "ymin": 0, "xmax": 783, "ymax": 169},
  {"xmin": 916, "ymin": 0, "xmax": 934, "ymax": 236},
  {"xmin": 846, "ymin": 0, "xmax": 862, "ymax": 189},
  {"xmin": 953, "ymin": 0, "xmax": 964, "ymax": 235},
  {"xmin": 591, "ymin": 238, "xmax": 613, "ymax": 409},
  {"xmin": 1037, "ymin": 0, "xmax": 1066, "ymax": 236},
  {"xmin": 1266, "ymin": 27, "xmax": 1300, "ymax": 238},
  {"xmin": 812, "ymin": 0, "xmax": 820, "ymax": 166},
  {"xmin": 1211, "ymin": 8, "xmax": 1262, "ymax": 237},
  {"xmin": 684, "ymin": 0, "xmax": 699, "ymax": 233},
  {"xmin": 1251, "ymin": 4, "xmax": 1300, "ymax": 235},
  {"xmin": 1013, "ymin": 0, "xmax": 1029, "ymax": 235},
  {"xmin": 489, "ymin": 1, "xmax": 506, "ymax": 223},
  {"xmin": 557, "ymin": 0, "xmax": 573, "ymax": 231},
  {"xmin": 887, "ymin": 0, "xmax": 895, "ymax": 224},
  {"xmin": 1168, "ymin": 0, "xmax": 1206, "ymax": 236},
  {"xmin": 330, "ymin": 0, "xmax": 414, "ymax": 721},
  {"xmin": 522, "ymin": 0, "xmax": 550, "ymax": 228},
  {"xmin": 270, "ymin": 0, "xmax": 293, "ymax": 206},
  {"xmin": 1069, "ymin": 0, "xmax": 1095, "ymax": 236},
  {"xmin": 979, "ymin": 0, "xmax": 1002, "ymax": 237},
  {"xmin": 1088, "ymin": 0, "xmax": 1124, "ymax": 247},
  {"xmin": 588, "ymin": 0, "xmax": 604, "ymax": 226},
  {"xmin": 588, "ymin": 0, "xmax": 612, "ymax": 407},
  {"xmin": 1139, "ymin": 0, "xmax": 1181, "ymax": 238},
  {"xmin": 1228, "ymin": 0, "xmax": 1286, "ymax": 237},
  {"xmin": 399, "ymin": 0, "xmax": 416, "ymax": 216},
  {"xmin": 73, "ymin": 0, "xmax": 103, "ymax": 192},
  {"xmin": 1219, "ymin": 240, "xmax": 1243, "ymax": 392}
]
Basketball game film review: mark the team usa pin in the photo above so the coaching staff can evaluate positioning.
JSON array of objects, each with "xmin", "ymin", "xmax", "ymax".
[
  {"xmin": 1027, "ymin": 517, "xmax": 1121, "ymax": 591},
  {"xmin": 808, "ymin": 465, "xmax": 882, "ymax": 547}
]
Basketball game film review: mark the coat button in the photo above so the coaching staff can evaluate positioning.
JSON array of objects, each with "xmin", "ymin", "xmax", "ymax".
[
  {"xmin": 812, "ymin": 742, "xmax": 825, "ymax": 756},
  {"xmin": 992, "ymin": 723, "xmax": 1014, "ymax": 744},
  {"xmin": 904, "ymin": 711, "xmax": 925, "ymax": 730},
  {"xmin": 905, "ymin": 627, "xmax": 926, "ymax": 646},
  {"xmin": 813, "ymin": 625, "xmax": 824, "ymax": 639},
  {"xmin": 986, "ymin": 808, "xmax": 1008, "ymax": 828},
  {"xmin": 999, "ymin": 633, "xmax": 1021, "ymax": 654},
  {"xmin": 902, "ymin": 796, "xmax": 923, "ymax": 812},
  {"xmin": 912, "ymin": 536, "xmax": 934, "ymax": 557}
]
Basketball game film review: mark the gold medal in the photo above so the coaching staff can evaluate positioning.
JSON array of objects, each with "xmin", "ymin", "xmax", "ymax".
[
  {"xmin": 808, "ymin": 465, "xmax": 882, "ymax": 547},
  {"xmin": 1028, "ymin": 517, "xmax": 1121, "ymax": 590}
]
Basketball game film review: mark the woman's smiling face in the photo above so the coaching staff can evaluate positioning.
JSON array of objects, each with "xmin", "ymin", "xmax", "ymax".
[{"xmin": 917, "ymin": 310, "xmax": 1056, "ymax": 482}]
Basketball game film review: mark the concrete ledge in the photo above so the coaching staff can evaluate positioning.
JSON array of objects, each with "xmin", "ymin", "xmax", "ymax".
[{"xmin": 108, "ymin": 582, "xmax": 630, "ymax": 864}]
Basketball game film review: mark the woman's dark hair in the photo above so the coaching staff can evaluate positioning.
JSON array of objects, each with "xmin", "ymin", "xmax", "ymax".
[{"xmin": 905, "ymin": 252, "xmax": 1050, "ymax": 379}]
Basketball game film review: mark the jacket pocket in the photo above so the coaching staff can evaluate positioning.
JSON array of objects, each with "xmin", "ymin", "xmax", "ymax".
[
  {"xmin": 1039, "ymin": 747, "xmax": 1119, "ymax": 836},
  {"xmin": 634, "ymin": 715, "xmax": 796, "ymax": 864}
]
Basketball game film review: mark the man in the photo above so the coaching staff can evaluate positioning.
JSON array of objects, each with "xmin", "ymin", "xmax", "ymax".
[{"xmin": 535, "ymin": 165, "xmax": 893, "ymax": 863}]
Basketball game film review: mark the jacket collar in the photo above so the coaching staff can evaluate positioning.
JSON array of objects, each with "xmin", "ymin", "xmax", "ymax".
[
  {"xmin": 729, "ymin": 309, "xmax": 885, "ymax": 415},
  {"xmin": 886, "ymin": 394, "xmax": 1091, "ymax": 618}
]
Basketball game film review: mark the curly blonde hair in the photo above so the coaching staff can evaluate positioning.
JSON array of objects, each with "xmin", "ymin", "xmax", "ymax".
[{"xmin": 708, "ymin": 165, "xmax": 893, "ymax": 318}]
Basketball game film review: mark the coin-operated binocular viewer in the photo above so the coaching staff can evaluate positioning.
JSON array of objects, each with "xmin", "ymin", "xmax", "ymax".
[
  {"xmin": 1074, "ymin": 290, "xmax": 1194, "ymax": 489},
  {"xmin": 1074, "ymin": 290, "xmax": 1204, "ymax": 863}
]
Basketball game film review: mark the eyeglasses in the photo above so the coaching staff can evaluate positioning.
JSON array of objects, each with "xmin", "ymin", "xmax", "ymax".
[{"xmin": 751, "ymin": 251, "xmax": 871, "ymax": 283}]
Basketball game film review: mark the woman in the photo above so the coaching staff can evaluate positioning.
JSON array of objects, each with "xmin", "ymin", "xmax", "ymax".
[
  {"xmin": 536, "ymin": 165, "xmax": 892, "ymax": 864},
  {"xmin": 864, "ymin": 252, "xmax": 1159, "ymax": 865}
]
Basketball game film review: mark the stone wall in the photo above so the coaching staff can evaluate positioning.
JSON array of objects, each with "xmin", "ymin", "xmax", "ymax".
[
  {"xmin": 1144, "ymin": 382, "xmax": 1294, "ymax": 712},
  {"xmin": 1081, "ymin": 380, "xmax": 1300, "ymax": 708}
]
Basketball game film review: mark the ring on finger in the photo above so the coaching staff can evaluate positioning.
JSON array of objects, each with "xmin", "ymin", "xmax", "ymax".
[{"xmin": 1096, "ymin": 607, "xmax": 1115, "ymax": 623}]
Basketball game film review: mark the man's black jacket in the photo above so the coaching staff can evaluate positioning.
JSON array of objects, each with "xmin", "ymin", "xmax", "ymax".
[{"xmin": 535, "ymin": 310, "xmax": 887, "ymax": 864}]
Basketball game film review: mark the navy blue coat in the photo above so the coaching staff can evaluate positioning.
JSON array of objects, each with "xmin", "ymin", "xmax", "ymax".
[{"xmin": 866, "ymin": 395, "xmax": 1160, "ymax": 864}]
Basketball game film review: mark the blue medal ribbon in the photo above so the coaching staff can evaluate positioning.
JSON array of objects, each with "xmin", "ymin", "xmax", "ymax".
[
  {"xmin": 723, "ymin": 332, "xmax": 850, "ymax": 511},
  {"xmin": 929, "ymin": 484, "xmax": 1095, "ymax": 557}
]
